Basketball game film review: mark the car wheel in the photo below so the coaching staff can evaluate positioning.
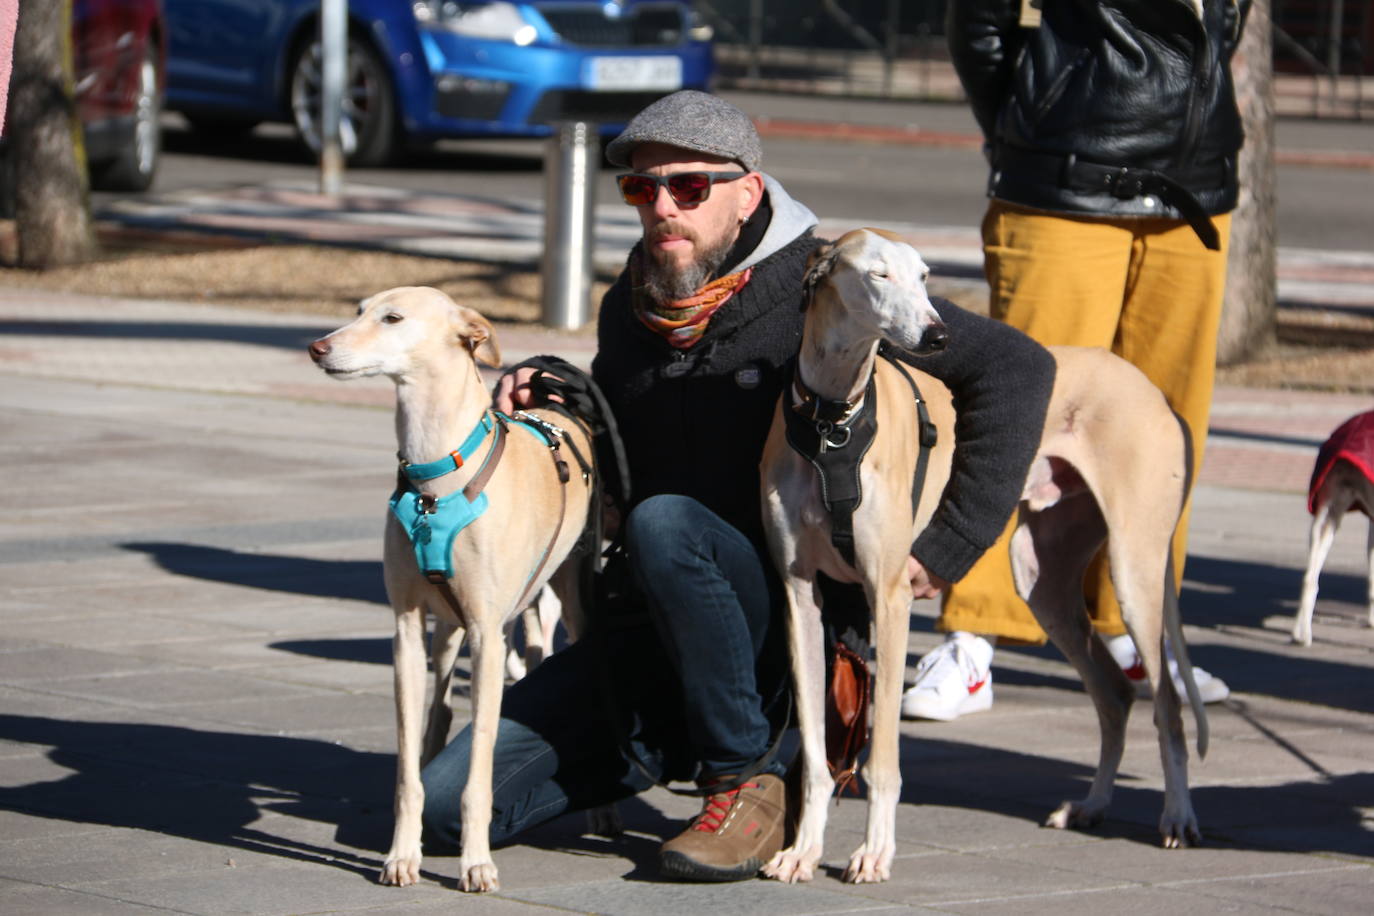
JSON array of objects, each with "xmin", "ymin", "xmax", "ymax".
[
  {"xmin": 289, "ymin": 34, "xmax": 397, "ymax": 168},
  {"xmin": 92, "ymin": 44, "xmax": 162, "ymax": 192}
]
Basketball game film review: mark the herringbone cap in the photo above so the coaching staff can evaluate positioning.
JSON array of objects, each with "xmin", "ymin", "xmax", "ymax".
[{"xmin": 605, "ymin": 90, "xmax": 762, "ymax": 171}]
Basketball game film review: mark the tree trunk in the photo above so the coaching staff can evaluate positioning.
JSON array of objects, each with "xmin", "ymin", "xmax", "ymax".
[
  {"xmin": 1217, "ymin": 0, "xmax": 1277, "ymax": 366},
  {"xmin": 8, "ymin": 0, "xmax": 97, "ymax": 268}
]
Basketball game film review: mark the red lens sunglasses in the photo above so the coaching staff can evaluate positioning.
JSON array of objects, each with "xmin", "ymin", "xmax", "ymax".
[{"xmin": 616, "ymin": 170, "xmax": 749, "ymax": 206}]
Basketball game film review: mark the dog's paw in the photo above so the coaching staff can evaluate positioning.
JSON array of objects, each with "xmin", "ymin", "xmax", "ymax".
[
  {"xmin": 459, "ymin": 861, "xmax": 500, "ymax": 893},
  {"xmin": 1044, "ymin": 801, "xmax": 1105, "ymax": 831},
  {"xmin": 1160, "ymin": 812, "xmax": 1202, "ymax": 849},
  {"xmin": 380, "ymin": 853, "xmax": 421, "ymax": 887},
  {"xmin": 762, "ymin": 845, "xmax": 820, "ymax": 883},
  {"xmin": 842, "ymin": 844, "xmax": 892, "ymax": 884},
  {"xmin": 584, "ymin": 802, "xmax": 624, "ymax": 838}
]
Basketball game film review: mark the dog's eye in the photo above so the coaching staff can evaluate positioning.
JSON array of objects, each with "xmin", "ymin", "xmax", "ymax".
[
  {"xmin": 869, "ymin": 264, "xmax": 888, "ymax": 279},
  {"xmin": 382, "ymin": 313, "xmax": 404, "ymax": 325},
  {"xmin": 921, "ymin": 269, "xmax": 931, "ymax": 282}
]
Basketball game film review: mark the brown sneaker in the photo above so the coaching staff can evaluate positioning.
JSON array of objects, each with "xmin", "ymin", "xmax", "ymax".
[{"xmin": 659, "ymin": 773, "xmax": 787, "ymax": 882}]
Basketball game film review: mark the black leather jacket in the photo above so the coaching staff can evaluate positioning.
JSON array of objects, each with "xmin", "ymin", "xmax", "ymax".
[{"xmin": 948, "ymin": 0, "xmax": 1251, "ymax": 248}]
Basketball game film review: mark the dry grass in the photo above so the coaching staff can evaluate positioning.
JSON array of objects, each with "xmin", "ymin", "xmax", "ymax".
[{"xmin": 0, "ymin": 230, "xmax": 609, "ymax": 327}]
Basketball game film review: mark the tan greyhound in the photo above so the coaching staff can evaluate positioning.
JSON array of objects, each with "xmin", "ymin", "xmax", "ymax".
[
  {"xmin": 759, "ymin": 229, "xmax": 1209, "ymax": 884},
  {"xmin": 309, "ymin": 287, "xmax": 593, "ymax": 892}
]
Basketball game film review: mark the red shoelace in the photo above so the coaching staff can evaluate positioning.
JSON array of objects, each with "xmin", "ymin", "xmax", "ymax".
[{"xmin": 692, "ymin": 781, "xmax": 759, "ymax": 833}]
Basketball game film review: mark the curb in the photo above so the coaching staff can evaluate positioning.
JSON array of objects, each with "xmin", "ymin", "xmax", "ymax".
[{"xmin": 754, "ymin": 117, "xmax": 1374, "ymax": 171}]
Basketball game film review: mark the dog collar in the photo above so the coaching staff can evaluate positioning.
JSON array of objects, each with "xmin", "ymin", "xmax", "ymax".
[
  {"xmin": 791, "ymin": 374, "xmax": 866, "ymax": 440},
  {"xmin": 400, "ymin": 412, "xmax": 494, "ymax": 482}
]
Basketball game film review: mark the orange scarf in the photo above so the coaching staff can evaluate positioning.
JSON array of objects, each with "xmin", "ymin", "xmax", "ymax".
[{"xmin": 635, "ymin": 267, "xmax": 753, "ymax": 349}]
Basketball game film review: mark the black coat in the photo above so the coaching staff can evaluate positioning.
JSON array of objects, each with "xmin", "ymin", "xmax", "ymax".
[{"xmin": 949, "ymin": 0, "xmax": 1250, "ymax": 228}]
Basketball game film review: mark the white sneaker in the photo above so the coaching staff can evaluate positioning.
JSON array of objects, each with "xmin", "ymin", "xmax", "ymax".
[
  {"xmin": 1105, "ymin": 633, "xmax": 1230, "ymax": 704},
  {"xmin": 901, "ymin": 633, "xmax": 994, "ymax": 721}
]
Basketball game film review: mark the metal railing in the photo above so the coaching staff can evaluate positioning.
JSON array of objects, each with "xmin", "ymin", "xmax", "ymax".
[{"xmin": 699, "ymin": 0, "xmax": 1372, "ymax": 118}]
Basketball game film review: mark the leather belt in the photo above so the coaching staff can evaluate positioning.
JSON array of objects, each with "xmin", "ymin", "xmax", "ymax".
[{"xmin": 997, "ymin": 147, "xmax": 1226, "ymax": 251}]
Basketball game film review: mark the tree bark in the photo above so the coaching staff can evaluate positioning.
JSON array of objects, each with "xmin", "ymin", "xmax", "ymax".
[
  {"xmin": 8, "ymin": 0, "xmax": 97, "ymax": 268},
  {"xmin": 1217, "ymin": 0, "xmax": 1278, "ymax": 366}
]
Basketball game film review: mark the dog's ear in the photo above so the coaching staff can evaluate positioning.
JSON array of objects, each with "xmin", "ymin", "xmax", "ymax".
[
  {"xmin": 802, "ymin": 242, "xmax": 837, "ymax": 307},
  {"xmin": 453, "ymin": 306, "xmax": 502, "ymax": 368}
]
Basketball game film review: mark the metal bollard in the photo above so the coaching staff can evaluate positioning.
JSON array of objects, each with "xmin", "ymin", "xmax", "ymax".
[
  {"xmin": 318, "ymin": 0, "xmax": 346, "ymax": 195},
  {"xmin": 541, "ymin": 121, "xmax": 599, "ymax": 330}
]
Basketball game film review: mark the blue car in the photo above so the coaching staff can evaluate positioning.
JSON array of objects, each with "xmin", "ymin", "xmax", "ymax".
[{"xmin": 162, "ymin": 0, "xmax": 714, "ymax": 166}]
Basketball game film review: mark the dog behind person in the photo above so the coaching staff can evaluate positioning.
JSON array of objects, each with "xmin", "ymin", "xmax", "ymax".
[{"xmin": 1294, "ymin": 409, "xmax": 1374, "ymax": 646}]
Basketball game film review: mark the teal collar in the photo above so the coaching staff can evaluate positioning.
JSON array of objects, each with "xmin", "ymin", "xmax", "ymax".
[{"xmin": 401, "ymin": 412, "xmax": 494, "ymax": 482}]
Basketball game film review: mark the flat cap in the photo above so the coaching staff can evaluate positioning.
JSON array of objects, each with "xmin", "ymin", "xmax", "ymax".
[{"xmin": 605, "ymin": 90, "xmax": 762, "ymax": 171}]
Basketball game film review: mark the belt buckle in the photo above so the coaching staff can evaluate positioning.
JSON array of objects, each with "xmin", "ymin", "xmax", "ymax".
[{"xmin": 1111, "ymin": 167, "xmax": 1144, "ymax": 199}]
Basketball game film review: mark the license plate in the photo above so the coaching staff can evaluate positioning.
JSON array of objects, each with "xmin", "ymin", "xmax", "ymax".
[{"xmin": 585, "ymin": 56, "xmax": 683, "ymax": 91}]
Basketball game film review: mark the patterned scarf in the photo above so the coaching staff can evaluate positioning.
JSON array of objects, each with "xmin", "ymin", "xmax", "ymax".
[{"xmin": 634, "ymin": 262, "xmax": 754, "ymax": 349}]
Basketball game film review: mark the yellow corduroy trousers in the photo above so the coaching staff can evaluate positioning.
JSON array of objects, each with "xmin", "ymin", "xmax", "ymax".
[{"xmin": 938, "ymin": 200, "xmax": 1232, "ymax": 644}]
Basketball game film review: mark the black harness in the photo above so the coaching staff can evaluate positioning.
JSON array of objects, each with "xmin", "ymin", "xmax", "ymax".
[{"xmin": 784, "ymin": 347, "xmax": 939, "ymax": 564}]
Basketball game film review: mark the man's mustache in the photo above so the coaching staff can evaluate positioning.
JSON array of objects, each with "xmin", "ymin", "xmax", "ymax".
[{"xmin": 647, "ymin": 221, "xmax": 698, "ymax": 245}]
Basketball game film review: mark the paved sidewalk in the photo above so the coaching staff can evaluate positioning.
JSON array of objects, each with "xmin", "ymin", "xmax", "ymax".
[
  {"xmin": 4, "ymin": 106, "xmax": 1374, "ymax": 912},
  {"xmin": 2, "ymin": 281, "xmax": 1373, "ymax": 914}
]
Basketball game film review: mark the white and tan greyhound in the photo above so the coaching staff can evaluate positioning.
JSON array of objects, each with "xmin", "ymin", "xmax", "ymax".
[
  {"xmin": 1293, "ymin": 410, "xmax": 1374, "ymax": 646},
  {"xmin": 759, "ymin": 229, "xmax": 1209, "ymax": 884},
  {"xmin": 309, "ymin": 287, "xmax": 594, "ymax": 892}
]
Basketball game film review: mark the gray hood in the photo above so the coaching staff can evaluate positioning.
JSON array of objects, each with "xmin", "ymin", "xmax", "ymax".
[{"xmin": 734, "ymin": 173, "xmax": 818, "ymax": 273}]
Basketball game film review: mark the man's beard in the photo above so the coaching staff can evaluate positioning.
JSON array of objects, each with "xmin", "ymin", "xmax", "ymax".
[{"xmin": 642, "ymin": 222, "xmax": 736, "ymax": 305}]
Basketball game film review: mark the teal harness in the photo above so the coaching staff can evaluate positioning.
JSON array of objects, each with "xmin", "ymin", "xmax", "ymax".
[{"xmin": 389, "ymin": 410, "xmax": 558, "ymax": 580}]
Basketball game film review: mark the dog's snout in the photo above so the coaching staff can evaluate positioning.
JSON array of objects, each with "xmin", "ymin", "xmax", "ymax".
[
  {"xmin": 308, "ymin": 338, "xmax": 331, "ymax": 362},
  {"xmin": 920, "ymin": 323, "xmax": 949, "ymax": 353}
]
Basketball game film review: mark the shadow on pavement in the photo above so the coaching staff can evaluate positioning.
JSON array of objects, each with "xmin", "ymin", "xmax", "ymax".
[
  {"xmin": 123, "ymin": 542, "xmax": 387, "ymax": 605},
  {"xmin": 5, "ymin": 710, "xmax": 1367, "ymax": 887},
  {"xmin": 0, "ymin": 714, "xmax": 395, "ymax": 882},
  {"xmin": 125, "ymin": 540, "xmax": 1372, "ymax": 715}
]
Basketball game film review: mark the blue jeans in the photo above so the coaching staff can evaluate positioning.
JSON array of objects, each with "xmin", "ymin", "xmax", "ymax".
[{"xmin": 421, "ymin": 494, "xmax": 788, "ymax": 848}]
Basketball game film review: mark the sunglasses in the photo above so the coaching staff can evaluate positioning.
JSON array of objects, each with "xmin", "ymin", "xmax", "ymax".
[{"xmin": 616, "ymin": 170, "xmax": 749, "ymax": 206}]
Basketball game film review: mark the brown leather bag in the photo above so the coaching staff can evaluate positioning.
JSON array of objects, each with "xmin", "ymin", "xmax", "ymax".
[{"xmin": 825, "ymin": 640, "xmax": 871, "ymax": 796}]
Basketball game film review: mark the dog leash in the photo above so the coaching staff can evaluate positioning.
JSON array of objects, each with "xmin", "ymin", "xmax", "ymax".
[{"xmin": 878, "ymin": 346, "xmax": 940, "ymax": 525}]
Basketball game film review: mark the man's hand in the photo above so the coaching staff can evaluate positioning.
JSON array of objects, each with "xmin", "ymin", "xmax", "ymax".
[
  {"xmin": 907, "ymin": 555, "xmax": 949, "ymax": 600},
  {"xmin": 494, "ymin": 367, "xmax": 562, "ymax": 414}
]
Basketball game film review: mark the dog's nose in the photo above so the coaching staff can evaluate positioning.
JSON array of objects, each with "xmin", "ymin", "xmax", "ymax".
[
  {"xmin": 308, "ymin": 338, "xmax": 331, "ymax": 362},
  {"xmin": 920, "ymin": 324, "xmax": 948, "ymax": 353}
]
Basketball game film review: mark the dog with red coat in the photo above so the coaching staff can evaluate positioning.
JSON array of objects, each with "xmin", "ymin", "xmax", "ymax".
[{"xmin": 1295, "ymin": 410, "xmax": 1374, "ymax": 646}]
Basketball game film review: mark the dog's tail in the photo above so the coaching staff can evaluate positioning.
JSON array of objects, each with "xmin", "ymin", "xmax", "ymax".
[
  {"xmin": 1163, "ymin": 551, "xmax": 1209, "ymax": 759},
  {"xmin": 1165, "ymin": 409, "xmax": 1209, "ymax": 759}
]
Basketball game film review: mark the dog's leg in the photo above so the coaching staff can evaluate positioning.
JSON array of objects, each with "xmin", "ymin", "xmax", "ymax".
[
  {"xmin": 1141, "ymin": 568, "xmax": 1200, "ymax": 848},
  {"xmin": 383, "ymin": 602, "xmax": 429, "ymax": 886},
  {"xmin": 1011, "ymin": 499, "xmax": 1132, "ymax": 832},
  {"xmin": 763, "ymin": 574, "xmax": 831, "ymax": 884},
  {"xmin": 1294, "ymin": 501, "xmax": 1338, "ymax": 647},
  {"xmin": 535, "ymin": 564, "xmax": 621, "ymax": 838},
  {"xmin": 530, "ymin": 586, "xmax": 562, "ymax": 668},
  {"xmin": 422, "ymin": 617, "xmax": 463, "ymax": 766},
  {"xmin": 505, "ymin": 614, "xmax": 530, "ymax": 681},
  {"xmin": 844, "ymin": 575, "xmax": 908, "ymax": 884},
  {"xmin": 1365, "ymin": 516, "xmax": 1374, "ymax": 630},
  {"xmin": 457, "ymin": 615, "xmax": 507, "ymax": 892}
]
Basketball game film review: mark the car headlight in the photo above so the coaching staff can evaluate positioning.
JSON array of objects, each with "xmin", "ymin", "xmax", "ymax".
[
  {"xmin": 412, "ymin": 1, "xmax": 538, "ymax": 46},
  {"xmin": 689, "ymin": 9, "xmax": 714, "ymax": 42}
]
